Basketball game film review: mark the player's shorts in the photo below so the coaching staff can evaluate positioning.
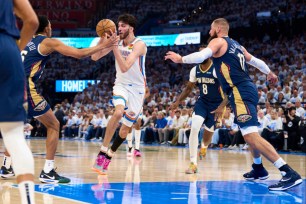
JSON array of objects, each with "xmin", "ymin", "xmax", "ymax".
[
  {"xmin": 113, "ymin": 83, "xmax": 145, "ymax": 127},
  {"xmin": 27, "ymin": 78, "xmax": 51, "ymax": 118},
  {"xmin": 228, "ymin": 82, "xmax": 259, "ymax": 128},
  {"xmin": 0, "ymin": 34, "xmax": 26, "ymax": 122},
  {"xmin": 193, "ymin": 97, "xmax": 220, "ymax": 130}
]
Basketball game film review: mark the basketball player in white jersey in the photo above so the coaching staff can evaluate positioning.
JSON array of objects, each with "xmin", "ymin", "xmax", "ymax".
[{"xmin": 91, "ymin": 14, "xmax": 147, "ymax": 174}]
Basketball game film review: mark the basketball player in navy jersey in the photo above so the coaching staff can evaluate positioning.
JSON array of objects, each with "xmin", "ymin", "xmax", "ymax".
[
  {"xmin": 1, "ymin": 15, "xmax": 117, "ymax": 184},
  {"xmin": 171, "ymin": 45, "xmax": 228, "ymax": 174},
  {"xmin": 165, "ymin": 18, "xmax": 302, "ymax": 191},
  {"xmin": 0, "ymin": 0, "xmax": 37, "ymax": 203}
]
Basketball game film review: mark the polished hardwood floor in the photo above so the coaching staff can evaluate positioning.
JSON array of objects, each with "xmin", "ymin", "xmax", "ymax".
[{"xmin": 0, "ymin": 139, "xmax": 305, "ymax": 204}]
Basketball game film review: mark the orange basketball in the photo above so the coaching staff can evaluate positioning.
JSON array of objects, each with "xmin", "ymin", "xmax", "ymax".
[{"xmin": 96, "ymin": 19, "xmax": 116, "ymax": 37}]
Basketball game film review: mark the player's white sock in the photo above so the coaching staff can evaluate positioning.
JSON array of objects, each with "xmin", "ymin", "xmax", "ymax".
[
  {"xmin": 126, "ymin": 132, "xmax": 133, "ymax": 149},
  {"xmin": 18, "ymin": 181, "xmax": 35, "ymax": 204},
  {"xmin": 189, "ymin": 129, "xmax": 199, "ymax": 165},
  {"xmin": 189, "ymin": 114, "xmax": 204, "ymax": 165},
  {"xmin": 43, "ymin": 160, "xmax": 54, "ymax": 173},
  {"xmin": 3, "ymin": 155, "xmax": 12, "ymax": 169},
  {"xmin": 135, "ymin": 130, "xmax": 141, "ymax": 150},
  {"xmin": 100, "ymin": 145, "xmax": 108, "ymax": 153},
  {"xmin": 273, "ymin": 157, "xmax": 286, "ymax": 168}
]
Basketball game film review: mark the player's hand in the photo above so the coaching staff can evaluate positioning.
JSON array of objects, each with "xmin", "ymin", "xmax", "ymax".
[
  {"xmin": 165, "ymin": 51, "xmax": 183, "ymax": 63},
  {"xmin": 211, "ymin": 106, "xmax": 225, "ymax": 121},
  {"xmin": 267, "ymin": 71, "xmax": 278, "ymax": 85},
  {"xmin": 170, "ymin": 102, "xmax": 179, "ymax": 110}
]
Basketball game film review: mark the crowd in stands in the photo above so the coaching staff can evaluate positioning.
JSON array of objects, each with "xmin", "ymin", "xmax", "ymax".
[{"xmin": 87, "ymin": 0, "xmax": 305, "ymax": 36}]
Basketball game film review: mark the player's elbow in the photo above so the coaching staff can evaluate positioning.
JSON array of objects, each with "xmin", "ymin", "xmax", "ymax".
[
  {"xmin": 91, "ymin": 55, "xmax": 99, "ymax": 61},
  {"xmin": 26, "ymin": 16, "xmax": 39, "ymax": 31}
]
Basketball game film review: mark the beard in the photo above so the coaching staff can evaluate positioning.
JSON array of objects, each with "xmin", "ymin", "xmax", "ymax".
[
  {"xmin": 207, "ymin": 31, "xmax": 218, "ymax": 43},
  {"xmin": 201, "ymin": 59, "xmax": 209, "ymax": 65},
  {"xmin": 119, "ymin": 31, "xmax": 129, "ymax": 40}
]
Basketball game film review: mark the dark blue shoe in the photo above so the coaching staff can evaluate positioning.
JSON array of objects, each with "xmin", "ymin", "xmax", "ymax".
[
  {"xmin": 268, "ymin": 170, "xmax": 302, "ymax": 191},
  {"xmin": 243, "ymin": 163, "xmax": 269, "ymax": 180}
]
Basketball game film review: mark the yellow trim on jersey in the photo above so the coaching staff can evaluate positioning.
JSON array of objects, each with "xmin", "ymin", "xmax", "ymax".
[
  {"xmin": 199, "ymin": 61, "xmax": 213, "ymax": 73},
  {"xmin": 221, "ymin": 62, "xmax": 247, "ymax": 116},
  {"xmin": 233, "ymin": 87, "xmax": 248, "ymax": 116},
  {"xmin": 29, "ymin": 61, "xmax": 42, "ymax": 105},
  {"xmin": 29, "ymin": 60, "xmax": 42, "ymax": 77},
  {"xmin": 28, "ymin": 78, "xmax": 42, "ymax": 105},
  {"xmin": 220, "ymin": 62, "xmax": 233, "ymax": 87}
]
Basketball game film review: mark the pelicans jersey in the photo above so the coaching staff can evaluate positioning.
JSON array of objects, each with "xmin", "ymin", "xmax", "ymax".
[
  {"xmin": 0, "ymin": 0, "xmax": 26, "ymax": 122},
  {"xmin": 23, "ymin": 35, "xmax": 51, "ymax": 118},
  {"xmin": 112, "ymin": 38, "xmax": 146, "ymax": 127},
  {"xmin": 212, "ymin": 37, "xmax": 259, "ymax": 128},
  {"xmin": 189, "ymin": 62, "xmax": 223, "ymax": 129}
]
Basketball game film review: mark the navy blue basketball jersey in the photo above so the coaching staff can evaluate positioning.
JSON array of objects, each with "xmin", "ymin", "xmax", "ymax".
[
  {"xmin": 0, "ymin": 0, "xmax": 20, "ymax": 39},
  {"xmin": 212, "ymin": 37, "xmax": 252, "ymax": 95},
  {"xmin": 194, "ymin": 62, "xmax": 223, "ymax": 104},
  {"xmin": 23, "ymin": 35, "xmax": 50, "ymax": 83}
]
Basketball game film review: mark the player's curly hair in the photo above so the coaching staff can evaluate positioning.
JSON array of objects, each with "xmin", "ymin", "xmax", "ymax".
[{"xmin": 117, "ymin": 14, "xmax": 137, "ymax": 30}]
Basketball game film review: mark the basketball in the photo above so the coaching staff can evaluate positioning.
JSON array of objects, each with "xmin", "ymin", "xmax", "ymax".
[{"xmin": 96, "ymin": 19, "xmax": 116, "ymax": 37}]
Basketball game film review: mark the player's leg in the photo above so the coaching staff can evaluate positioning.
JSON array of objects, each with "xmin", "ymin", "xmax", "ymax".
[
  {"xmin": 126, "ymin": 127, "xmax": 133, "ymax": 156},
  {"xmin": 36, "ymin": 109, "xmax": 70, "ymax": 183},
  {"xmin": 0, "ymin": 149, "xmax": 14, "ymax": 178},
  {"xmin": 185, "ymin": 114, "xmax": 204, "ymax": 174},
  {"xmin": 92, "ymin": 104, "xmax": 125, "ymax": 174},
  {"xmin": 0, "ymin": 122, "xmax": 35, "ymax": 204},
  {"xmin": 199, "ymin": 127, "xmax": 214, "ymax": 160},
  {"xmin": 133, "ymin": 118, "xmax": 142, "ymax": 157},
  {"xmin": 243, "ymin": 129, "xmax": 302, "ymax": 190},
  {"xmin": 233, "ymin": 90, "xmax": 302, "ymax": 190}
]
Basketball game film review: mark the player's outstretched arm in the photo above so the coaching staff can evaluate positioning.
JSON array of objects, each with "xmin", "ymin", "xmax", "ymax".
[
  {"xmin": 42, "ymin": 33, "xmax": 118, "ymax": 59},
  {"xmin": 113, "ymin": 40, "xmax": 146, "ymax": 73},
  {"xmin": 165, "ymin": 38, "xmax": 222, "ymax": 64},
  {"xmin": 242, "ymin": 47, "xmax": 278, "ymax": 84},
  {"xmin": 91, "ymin": 37, "xmax": 114, "ymax": 61},
  {"xmin": 13, "ymin": 0, "xmax": 38, "ymax": 51}
]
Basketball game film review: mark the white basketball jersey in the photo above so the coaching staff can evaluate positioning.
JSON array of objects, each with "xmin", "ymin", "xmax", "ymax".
[{"xmin": 115, "ymin": 38, "xmax": 146, "ymax": 87}]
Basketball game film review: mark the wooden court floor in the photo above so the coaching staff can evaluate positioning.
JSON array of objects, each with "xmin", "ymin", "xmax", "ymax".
[{"xmin": 0, "ymin": 139, "xmax": 305, "ymax": 204}]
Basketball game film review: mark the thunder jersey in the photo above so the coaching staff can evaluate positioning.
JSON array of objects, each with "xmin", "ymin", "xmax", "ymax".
[
  {"xmin": 189, "ymin": 62, "xmax": 223, "ymax": 104},
  {"xmin": 212, "ymin": 37, "xmax": 252, "ymax": 95},
  {"xmin": 23, "ymin": 35, "xmax": 50, "ymax": 83},
  {"xmin": 115, "ymin": 38, "xmax": 146, "ymax": 87},
  {"xmin": 0, "ymin": 0, "xmax": 20, "ymax": 39}
]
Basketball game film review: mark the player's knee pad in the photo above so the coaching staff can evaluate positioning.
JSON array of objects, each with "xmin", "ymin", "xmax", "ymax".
[
  {"xmin": 190, "ymin": 114, "xmax": 204, "ymax": 133},
  {"xmin": 0, "ymin": 122, "xmax": 34, "ymax": 175}
]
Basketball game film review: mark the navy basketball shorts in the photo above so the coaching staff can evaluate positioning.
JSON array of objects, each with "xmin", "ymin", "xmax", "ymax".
[
  {"xmin": 193, "ymin": 98, "xmax": 219, "ymax": 129},
  {"xmin": 27, "ymin": 78, "xmax": 50, "ymax": 118},
  {"xmin": 228, "ymin": 82, "xmax": 259, "ymax": 128},
  {"xmin": 0, "ymin": 34, "xmax": 26, "ymax": 122}
]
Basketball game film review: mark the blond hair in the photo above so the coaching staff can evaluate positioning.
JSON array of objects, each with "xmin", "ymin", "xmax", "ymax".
[{"xmin": 213, "ymin": 18, "xmax": 230, "ymax": 32}]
